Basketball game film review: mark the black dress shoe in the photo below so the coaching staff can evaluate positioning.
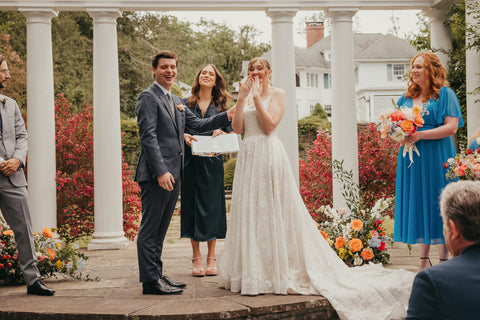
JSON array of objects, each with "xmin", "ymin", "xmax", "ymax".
[
  {"xmin": 27, "ymin": 279, "xmax": 55, "ymax": 296},
  {"xmin": 161, "ymin": 275, "xmax": 186, "ymax": 288},
  {"xmin": 142, "ymin": 279, "xmax": 183, "ymax": 295}
]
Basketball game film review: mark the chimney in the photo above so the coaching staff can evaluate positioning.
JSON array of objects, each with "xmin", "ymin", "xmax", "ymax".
[{"xmin": 306, "ymin": 22, "xmax": 325, "ymax": 49}]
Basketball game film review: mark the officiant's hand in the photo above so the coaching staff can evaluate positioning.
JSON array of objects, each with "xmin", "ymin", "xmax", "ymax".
[
  {"xmin": 212, "ymin": 129, "xmax": 225, "ymax": 138},
  {"xmin": 184, "ymin": 133, "xmax": 196, "ymax": 147},
  {"xmin": 157, "ymin": 172, "xmax": 175, "ymax": 191}
]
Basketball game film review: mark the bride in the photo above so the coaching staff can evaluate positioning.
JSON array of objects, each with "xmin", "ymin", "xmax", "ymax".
[{"xmin": 218, "ymin": 57, "xmax": 415, "ymax": 320}]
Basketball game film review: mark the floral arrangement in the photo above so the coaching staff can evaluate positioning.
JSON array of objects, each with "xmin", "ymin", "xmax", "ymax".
[
  {"xmin": 444, "ymin": 147, "xmax": 480, "ymax": 181},
  {"xmin": 176, "ymin": 104, "xmax": 185, "ymax": 112},
  {"xmin": 0, "ymin": 215, "xmax": 94, "ymax": 285},
  {"xmin": 378, "ymin": 101, "xmax": 428, "ymax": 165},
  {"xmin": 317, "ymin": 160, "xmax": 392, "ymax": 266}
]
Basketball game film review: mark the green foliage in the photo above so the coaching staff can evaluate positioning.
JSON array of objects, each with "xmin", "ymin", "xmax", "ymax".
[
  {"xmin": 223, "ymin": 157, "xmax": 237, "ymax": 190},
  {"xmin": 297, "ymin": 104, "xmax": 331, "ymax": 136},
  {"xmin": 121, "ymin": 117, "xmax": 140, "ymax": 171}
]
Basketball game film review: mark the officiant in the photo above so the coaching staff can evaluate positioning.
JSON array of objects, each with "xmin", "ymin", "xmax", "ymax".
[{"xmin": 181, "ymin": 64, "xmax": 233, "ymax": 277}]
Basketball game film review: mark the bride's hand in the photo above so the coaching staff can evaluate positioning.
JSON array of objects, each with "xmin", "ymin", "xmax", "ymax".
[
  {"xmin": 238, "ymin": 77, "xmax": 254, "ymax": 100},
  {"xmin": 251, "ymin": 77, "xmax": 261, "ymax": 98}
]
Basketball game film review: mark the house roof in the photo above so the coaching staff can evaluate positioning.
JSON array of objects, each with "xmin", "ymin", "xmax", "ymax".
[{"xmin": 274, "ymin": 33, "xmax": 418, "ymax": 69}]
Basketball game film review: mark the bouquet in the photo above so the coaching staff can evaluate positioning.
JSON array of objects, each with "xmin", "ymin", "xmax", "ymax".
[
  {"xmin": 378, "ymin": 101, "xmax": 428, "ymax": 166},
  {"xmin": 444, "ymin": 147, "xmax": 480, "ymax": 181}
]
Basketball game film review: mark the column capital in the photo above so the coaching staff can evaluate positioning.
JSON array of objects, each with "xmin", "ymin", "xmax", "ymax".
[
  {"xmin": 87, "ymin": 8, "xmax": 122, "ymax": 23},
  {"xmin": 423, "ymin": 7, "xmax": 452, "ymax": 22},
  {"xmin": 326, "ymin": 8, "xmax": 358, "ymax": 22},
  {"xmin": 266, "ymin": 8, "xmax": 297, "ymax": 23},
  {"xmin": 19, "ymin": 8, "xmax": 58, "ymax": 22}
]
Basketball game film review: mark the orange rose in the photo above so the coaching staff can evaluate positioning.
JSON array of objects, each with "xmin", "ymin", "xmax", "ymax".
[
  {"xmin": 414, "ymin": 114, "xmax": 424, "ymax": 127},
  {"xmin": 46, "ymin": 248, "xmax": 56, "ymax": 260},
  {"xmin": 335, "ymin": 236, "xmax": 345, "ymax": 249},
  {"xmin": 319, "ymin": 230, "xmax": 329, "ymax": 240},
  {"xmin": 3, "ymin": 230, "xmax": 13, "ymax": 236},
  {"xmin": 400, "ymin": 120, "xmax": 415, "ymax": 134},
  {"xmin": 361, "ymin": 248, "xmax": 374, "ymax": 261},
  {"xmin": 43, "ymin": 227, "xmax": 54, "ymax": 239},
  {"xmin": 390, "ymin": 110, "xmax": 404, "ymax": 121},
  {"xmin": 348, "ymin": 238, "xmax": 363, "ymax": 252},
  {"xmin": 351, "ymin": 219, "xmax": 363, "ymax": 231}
]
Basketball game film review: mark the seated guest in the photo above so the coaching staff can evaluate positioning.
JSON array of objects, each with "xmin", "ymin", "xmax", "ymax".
[{"xmin": 406, "ymin": 180, "xmax": 480, "ymax": 319}]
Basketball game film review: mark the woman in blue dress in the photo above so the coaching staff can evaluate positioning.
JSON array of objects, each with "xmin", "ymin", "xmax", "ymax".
[
  {"xmin": 181, "ymin": 64, "xmax": 233, "ymax": 277},
  {"xmin": 393, "ymin": 52, "xmax": 464, "ymax": 271}
]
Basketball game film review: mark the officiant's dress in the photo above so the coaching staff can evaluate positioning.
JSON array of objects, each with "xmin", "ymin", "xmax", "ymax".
[
  {"xmin": 218, "ymin": 95, "xmax": 415, "ymax": 320},
  {"xmin": 393, "ymin": 87, "xmax": 464, "ymax": 245},
  {"xmin": 181, "ymin": 100, "xmax": 232, "ymax": 242}
]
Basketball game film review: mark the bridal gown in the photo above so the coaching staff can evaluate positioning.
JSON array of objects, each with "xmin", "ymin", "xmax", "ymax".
[{"xmin": 218, "ymin": 94, "xmax": 415, "ymax": 320}]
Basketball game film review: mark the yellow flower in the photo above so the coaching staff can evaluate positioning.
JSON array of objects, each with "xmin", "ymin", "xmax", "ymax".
[
  {"xmin": 338, "ymin": 248, "xmax": 347, "ymax": 260},
  {"xmin": 56, "ymin": 260, "xmax": 63, "ymax": 269},
  {"xmin": 42, "ymin": 227, "xmax": 54, "ymax": 239},
  {"xmin": 351, "ymin": 219, "xmax": 363, "ymax": 231},
  {"xmin": 55, "ymin": 242, "xmax": 61, "ymax": 248},
  {"xmin": 3, "ymin": 230, "xmax": 14, "ymax": 236},
  {"xmin": 412, "ymin": 105, "xmax": 422, "ymax": 114}
]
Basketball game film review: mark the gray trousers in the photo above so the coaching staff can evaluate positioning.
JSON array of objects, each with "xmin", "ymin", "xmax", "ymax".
[{"xmin": 0, "ymin": 177, "xmax": 40, "ymax": 286}]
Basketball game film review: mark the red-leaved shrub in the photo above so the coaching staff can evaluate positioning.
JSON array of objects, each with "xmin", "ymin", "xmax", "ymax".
[
  {"xmin": 55, "ymin": 94, "xmax": 141, "ymax": 242},
  {"xmin": 300, "ymin": 123, "xmax": 399, "ymax": 222}
]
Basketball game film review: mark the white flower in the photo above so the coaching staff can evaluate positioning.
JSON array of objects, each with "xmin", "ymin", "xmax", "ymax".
[{"xmin": 353, "ymin": 254, "xmax": 363, "ymax": 266}]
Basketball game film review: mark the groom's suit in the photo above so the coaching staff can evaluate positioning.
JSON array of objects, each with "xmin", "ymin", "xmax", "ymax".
[
  {"xmin": 0, "ymin": 94, "xmax": 41, "ymax": 286},
  {"xmin": 135, "ymin": 82, "xmax": 230, "ymax": 283},
  {"xmin": 406, "ymin": 242, "xmax": 480, "ymax": 320}
]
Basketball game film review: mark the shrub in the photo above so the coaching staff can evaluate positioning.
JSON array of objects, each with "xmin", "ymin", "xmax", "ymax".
[
  {"xmin": 55, "ymin": 94, "xmax": 141, "ymax": 242},
  {"xmin": 223, "ymin": 157, "xmax": 237, "ymax": 190},
  {"xmin": 300, "ymin": 123, "xmax": 399, "ymax": 222}
]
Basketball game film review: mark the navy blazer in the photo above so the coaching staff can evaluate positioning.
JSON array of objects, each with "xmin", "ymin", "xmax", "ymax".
[
  {"xmin": 134, "ymin": 83, "xmax": 230, "ymax": 183},
  {"xmin": 406, "ymin": 242, "xmax": 480, "ymax": 319}
]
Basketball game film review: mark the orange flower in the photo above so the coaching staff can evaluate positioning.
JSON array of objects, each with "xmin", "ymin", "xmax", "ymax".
[
  {"xmin": 414, "ymin": 114, "xmax": 424, "ymax": 127},
  {"xmin": 412, "ymin": 105, "xmax": 422, "ymax": 114},
  {"xmin": 335, "ymin": 236, "xmax": 345, "ymax": 249},
  {"xmin": 319, "ymin": 230, "xmax": 329, "ymax": 240},
  {"xmin": 361, "ymin": 248, "xmax": 374, "ymax": 261},
  {"xmin": 351, "ymin": 219, "xmax": 363, "ymax": 231},
  {"xmin": 390, "ymin": 110, "xmax": 404, "ymax": 121},
  {"xmin": 3, "ymin": 230, "xmax": 13, "ymax": 236},
  {"xmin": 400, "ymin": 120, "xmax": 415, "ymax": 134},
  {"xmin": 348, "ymin": 238, "xmax": 363, "ymax": 252},
  {"xmin": 46, "ymin": 248, "xmax": 56, "ymax": 260},
  {"xmin": 43, "ymin": 227, "xmax": 54, "ymax": 239}
]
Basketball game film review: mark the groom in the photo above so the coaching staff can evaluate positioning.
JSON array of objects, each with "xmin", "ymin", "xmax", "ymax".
[{"xmin": 135, "ymin": 50, "xmax": 233, "ymax": 295}]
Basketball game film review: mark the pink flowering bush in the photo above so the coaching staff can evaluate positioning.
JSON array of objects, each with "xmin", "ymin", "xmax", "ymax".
[
  {"xmin": 300, "ymin": 124, "xmax": 399, "ymax": 222},
  {"xmin": 54, "ymin": 94, "xmax": 141, "ymax": 242}
]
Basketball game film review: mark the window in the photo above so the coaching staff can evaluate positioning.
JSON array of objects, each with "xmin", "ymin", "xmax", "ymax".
[
  {"xmin": 296, "ymin": 73, "xmax": 300, "ymax": 87},
  {"xmin": 323, "ymin": 73, "xmax": 331, "ymax": 89},
  {"xmin": 387, "ymin": 63, "xmax": 408, "ymax": 81},
  {"xmin": 324, "ymin": 105, "xmax": 332, "ymax": 117},
  {"xmin": 306, "ymin": 73, "xmax": 319, "ymax": 88}
]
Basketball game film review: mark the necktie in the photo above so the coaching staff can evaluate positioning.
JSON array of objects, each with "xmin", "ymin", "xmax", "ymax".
[{"xmin": 167, "ymin": 92, "xmax": 175, "ymax": 120}]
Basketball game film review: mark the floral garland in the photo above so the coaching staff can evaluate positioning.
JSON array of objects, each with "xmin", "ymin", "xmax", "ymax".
[
  {"xmin": 317, "ymin": 160, "xmax": 391, "ymax": 266},
  {"xmin": 0, "ymin": 215, "xmax": 95, "ymax": 285},
  {"xmin": 444, "ymin": 147, "xmax": 480, "ymax": 181}
]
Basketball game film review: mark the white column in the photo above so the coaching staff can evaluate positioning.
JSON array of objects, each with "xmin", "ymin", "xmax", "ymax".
[
  {"xmin": 20, "ymin": 9, "xmax": 58, "ymax": 232},
  {"xmin": 327, "ymin": 8, "xmax": 359, "ymax": 209},
  {"xmin": 266, "ymin": 8, "xmax": 299, "ymax": 186},
  {"xmin": 466, "ymin": 0, "xmax": 480, "ymax": 140},
  {"xmin": 87, "ymin": 9, "xmax": 128, "ymax": 250},
  {"xmin": 424, "ymin": 8, "xmax": 453, "ymax": 70}
]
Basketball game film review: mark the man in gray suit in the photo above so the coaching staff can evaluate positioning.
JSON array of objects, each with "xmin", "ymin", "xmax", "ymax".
[
  {"xmin": 0, "ymin": 54, "xmax": 55, "ymax": 295},
  {"xmin": 135, "ymin": 50, "xmax": 233, "ymax": 295}
]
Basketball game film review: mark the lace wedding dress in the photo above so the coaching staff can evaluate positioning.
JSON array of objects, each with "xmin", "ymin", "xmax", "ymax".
[{"xmin": 218, "ymin": 95, "xmax": 415, "ymax": 320}]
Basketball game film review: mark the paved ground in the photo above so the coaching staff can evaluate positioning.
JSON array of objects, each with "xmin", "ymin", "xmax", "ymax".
[{"xmin": 0, "ymin": 212, "xmax": 445, "ymax": 320}]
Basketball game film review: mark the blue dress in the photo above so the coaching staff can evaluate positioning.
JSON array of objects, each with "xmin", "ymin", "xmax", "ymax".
[
  {"xmin": 393, "ymin": 87, "xmax": 464, "ymax": 245},
  {"xmin": 180, "ymin": 99, "xmax": 232, "ymax": 242},
  {"xmin": 469, "ymin": 137, "xmax": 480, "ymax": 151}
]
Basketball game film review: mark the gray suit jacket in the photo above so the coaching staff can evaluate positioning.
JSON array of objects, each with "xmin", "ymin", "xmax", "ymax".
[
  {"xmin": 134, "ymin": 83, "xmax": 230, "ymax": 183},
  {"xmin": 0, "ymin": 94, "xmax": 27, "ymax": 187}
]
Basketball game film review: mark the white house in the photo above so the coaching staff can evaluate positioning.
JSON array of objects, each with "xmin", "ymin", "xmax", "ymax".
[{"xmin": 262, "ymin": 22, "xmax": 418, "ymax": 122}]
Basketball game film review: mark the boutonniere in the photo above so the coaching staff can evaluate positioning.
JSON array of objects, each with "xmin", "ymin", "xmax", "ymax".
[
  {"xmin": 176, "ymin": 104, "xmax": 185, "ymax": 112},
  {"xmin": 1, "ymin": 98, "xmax": 6, "ymax": 106}
]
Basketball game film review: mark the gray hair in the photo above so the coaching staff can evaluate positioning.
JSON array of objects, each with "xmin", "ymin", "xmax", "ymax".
[{"xmin": 440, "ymin": 181, "xmax": 480, "ymax": 242}]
